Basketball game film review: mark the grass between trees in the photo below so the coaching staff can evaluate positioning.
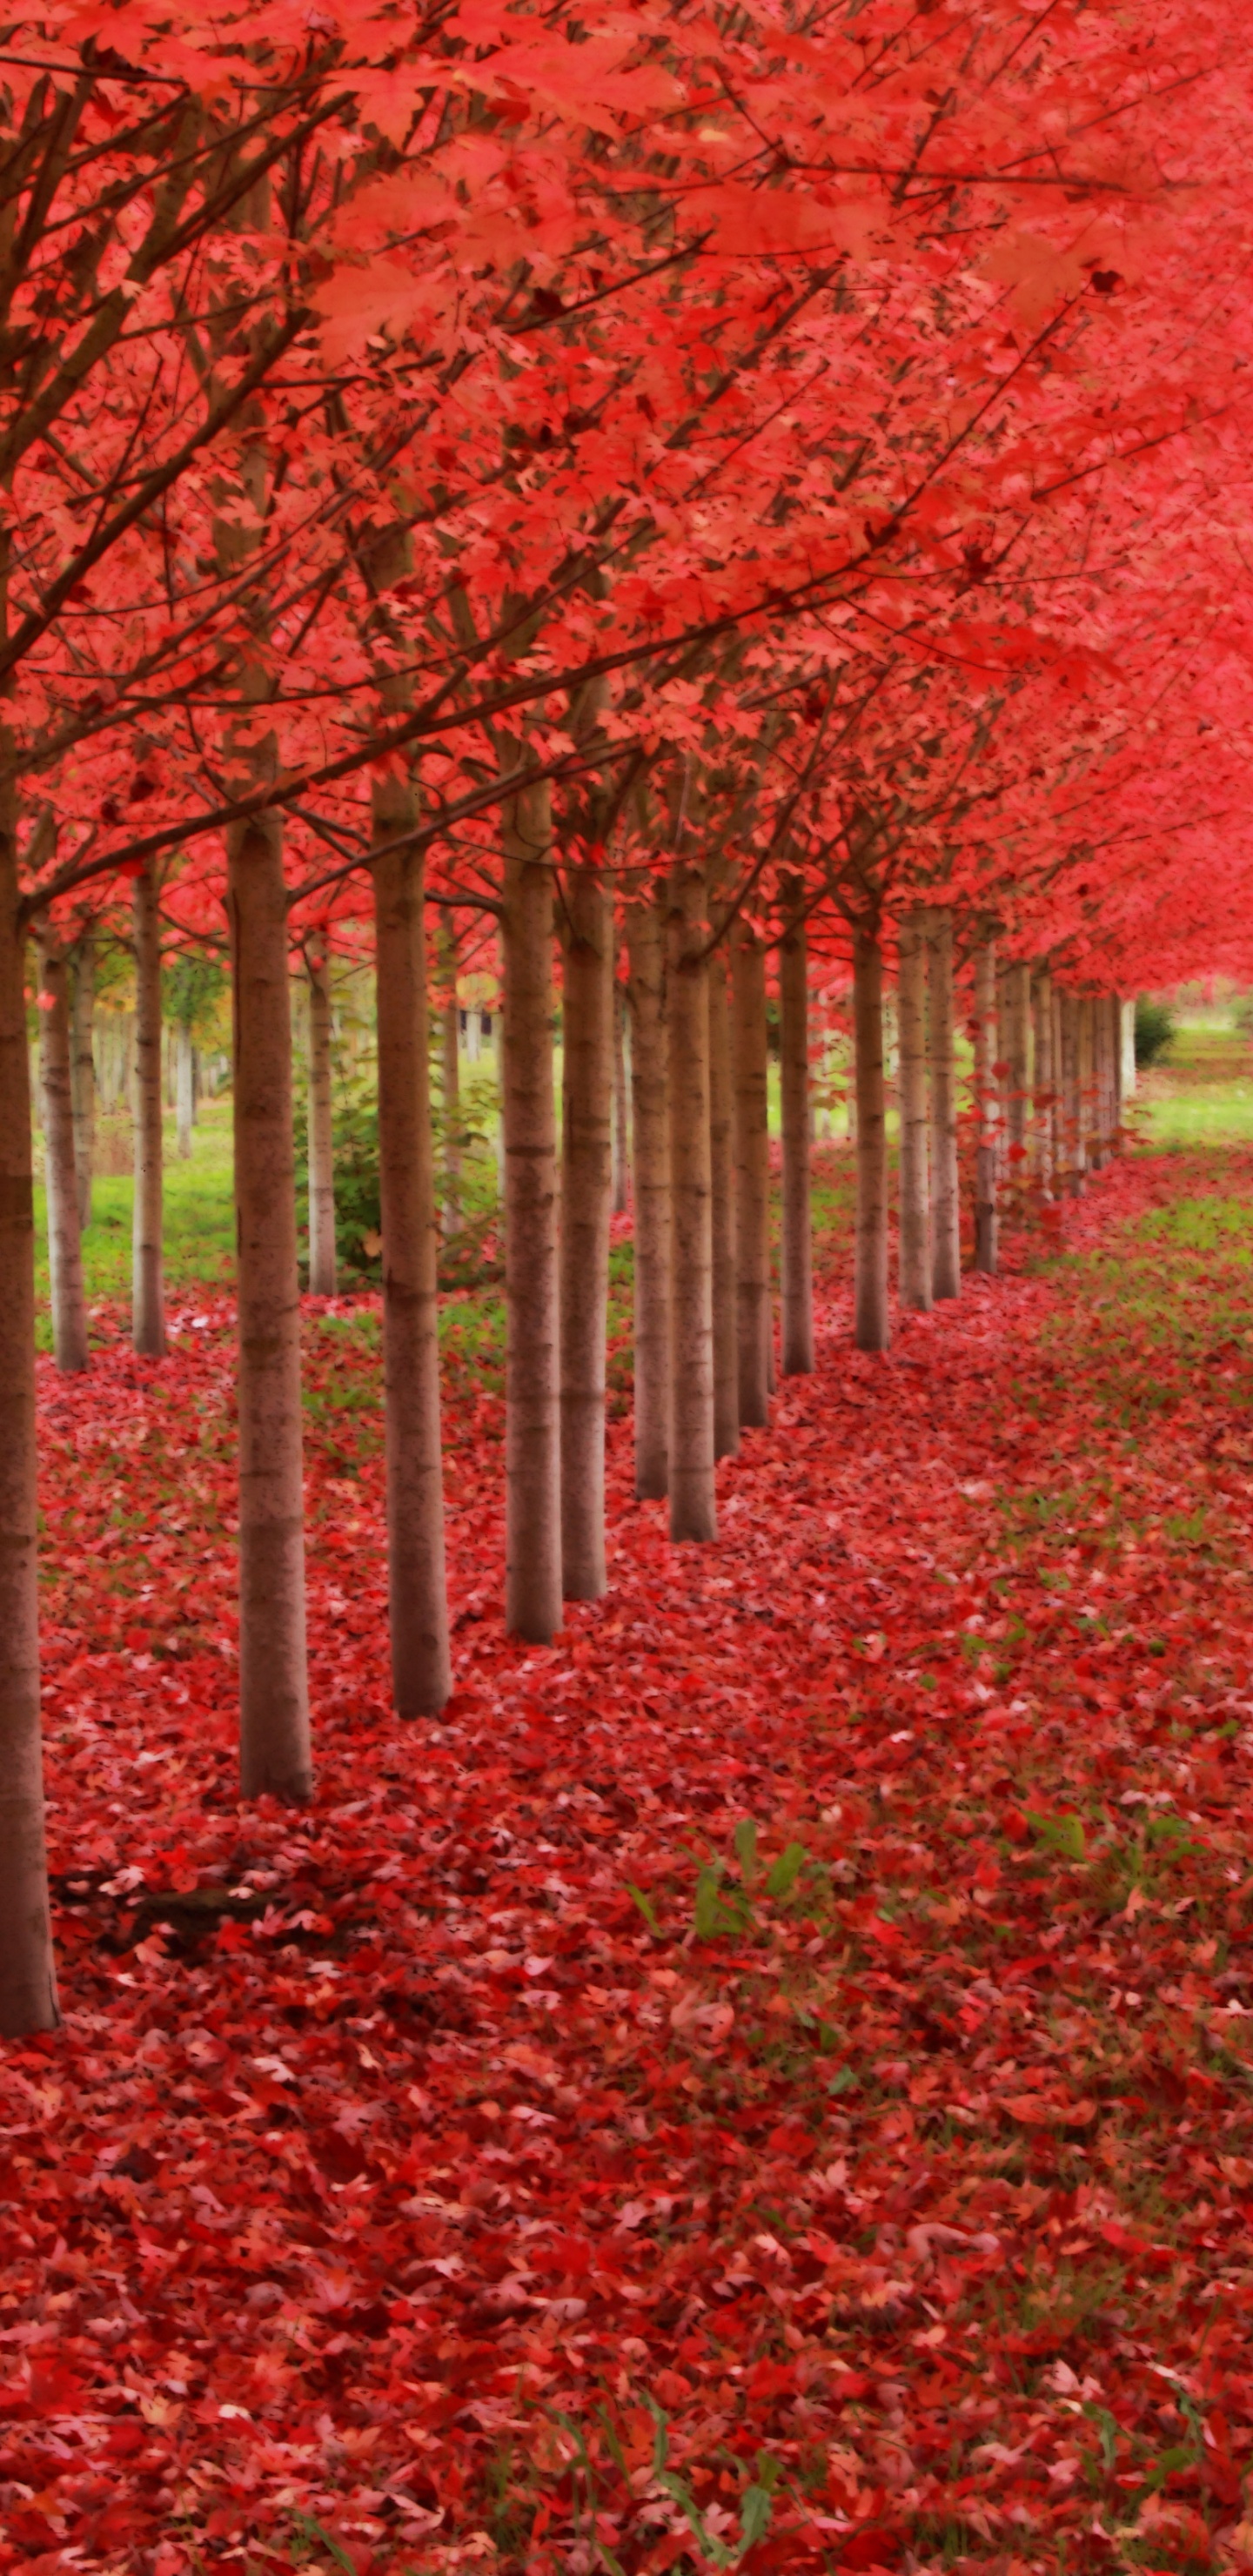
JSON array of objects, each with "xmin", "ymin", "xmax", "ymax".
[{"xmin": 9, "ymin": 1047, "xmax": 1253, "ymax": 2574}]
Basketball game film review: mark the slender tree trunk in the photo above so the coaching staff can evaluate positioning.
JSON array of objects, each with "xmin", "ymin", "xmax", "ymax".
[
  {"xmin": 1052, "ymin": 985, "xmax": 1066, "ymax": 1183},
  {"xmin": 176, "ymin": 1021, "xmax": 194, "ymax": 1159},
  {"xmin": 1006, "ymin": 960, "xmax": 1031, "ymax": 1214},
  {"xmin": 612, "ymin": 974, "xmax": 629, "ymax": 1217},
  {"xmin": 1078, "ymin": 996, "xmax": 1096, "ymax": 1172},
  {"xmin": 731, "ymin": 918, "xmax": 770, "ymax": 1425},
  {"xmin": 559, "ymin": 862, "xmax": 613, "ymax": 1600},
  {"xmin": 306, "ymin": 940, "xmax": 337, "ymax": 1297},
  {"xmin": 228, "ymin": 815, "xmax": 312, "ymax": 1801},
  {"xmin": 372, "ymin": 801, "xmax": 452, "ymax": 1713},
  {"xmin": 780, "ymin": 901, "xmax": 814, "ymax": 1371},
  {"xmin": 1111, "ymin": 995, "xmax": 1124, "ymax": 1144},
  {"xmin": 71, "ymin": 929, "xmax": 95, "ymax": 1231},
  {"xmin": 1032, "ymin": 970, "xmax": 1054, "ymax": 1198},
  {"xmin": 928, "ymin": 906, "xmax": 961, "ymax": 1300},
  {"xmin": 131, "ymin": 866, "xmax": 165, "ymax": 1357},
  {"xmin": 853, "ymin": 922, "xmax": 889, "ymax": 1352},
  {"xmin": 0, "ymin": 786, "xmax": 58, "ymax": 2034},
  {"xmin": 1121, "ymin": 997, "xmax": 1137, "ymax": 1100},
  {"xmin": 438, "ymin": 908, "xmax": 460, "ymax": 1240},
  {"xmin": 1060, "ymin": 991, "xmax": 1083, "ymax": 1195},
  {"xmin": 896, "ymin": 909, "xmax": 931, "ymax": 1310},
  {"xmin": 37, "ymin": 929, "xmax": 88, "ymax": 1374},
  {"xmin": 626, "ymin": 887, "xmax": 669, "ymax": 1501},
  {"xmin": 974, "ymin": 936, "xmax": 998, "ymax": 1274},
  {"xmin": 501, "ymin": 760, "xmax": 562, "ymax": 1640},
  {"xmin": 667, "ymin": 861, "xmax": 716, "ymax": 1541},
  {"xmin": 707, "ymin": 945, "xmax": 739, "ymax": 1454}
]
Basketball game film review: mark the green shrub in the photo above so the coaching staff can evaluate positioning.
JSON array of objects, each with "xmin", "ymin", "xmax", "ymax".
[{"xmin": 1135, "ymin": 996, "xmax": 1176, "ymax": 1068}]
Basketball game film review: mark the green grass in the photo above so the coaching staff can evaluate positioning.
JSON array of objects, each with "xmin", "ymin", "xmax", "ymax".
[{"xmin": 35, "ymin": 1100, "xmax": 237, "ymax": 1346}]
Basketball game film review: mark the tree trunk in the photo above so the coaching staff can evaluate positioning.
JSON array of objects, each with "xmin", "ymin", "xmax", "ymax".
[
  {"xmin": 501, "ymin": 761, "xmax": 562, "ymax": 1640},
  {"xmin": 1121, "ymin": 997, "xmax": 1137, "ymax": 1100},
  {"xmin": 853, "ymin": 922, "xmax": 889, "ymax": 1353},
  {"xmin": 1032, "ymin": 970, "xmax": 1054, "ymax": 1198},
  {"xmin": 1006, "ymin": 960, "xmax": 1032, "ymax": 1213},
  {"xmin": 131, "ymin": 866, "xmax": 165, "ymax": 1357},
  {"xmin": 667, "ymin": 861, "xmax": 716, "ymax": 1541},
  {"xmin": 559, "ymin": 862, "xmax": 613, "ymax": 1600},
  {"xmin": 228, "ymin": 815, "xmax": 312, "ymax": 1801},
  {"xmin": 612, "ymin": 973, "xmax": 630, "ymax": 1217},
  {"xmin": 1078, "ymin": 996, "xmax": 1096, "ymax": 1172},
  {"xmin": 707, "ymin": 945, "xmax": 739, "ymax": 1454},
  {"xmin": 1111, "ymin": 995, "xmax": 1124, "ymax": 1144},
  {"xmin": 1059, "ymin": 991, "xmax": 1083, "ymax": 1194},
  {"xmin": 306, "ymin": 940, "xmax": 337, "ymax": 1297},
  {"xmin": 439, "ymin": 911, "xmax": 461, "ymax": 1241},
  {"xmin": 928, "ymin": 906, "xmax": 961, "ymax": 1300},
  {"xmin": 974, "ymin": 936, "xmax": 998, "ymax": 1274},
  {"xmin": 780, "ymin": 901, "xmax": 814, "ymax": 1371},
  {"xmin": 71, "ymin": 929, "xmax": 95, "ymax": 1231},
  {"xmin": 372, "ymin": 807, "xmax": 452, "ymax": 1714},
  {"xmin": 176, "ymin": 1021, "xmax": 194, "ymax": 1159},
  {"xmin": 37, "ymin": 927, "xmax": 90, "ymax": 1375},
  {"xmin": 625, "ymin": 887, "xmax": 669, "ymax": 1501},
  {"xmin": 896, "ymin": 909, "xmax": 931, "ymax": 1310},
  {"xmin": 731, "ymin": 918, "xmax": 770, "ymax": 1425},
  {"xmin": 0, "ymin": 794, "xmax": 58, "ymax": 2035}
]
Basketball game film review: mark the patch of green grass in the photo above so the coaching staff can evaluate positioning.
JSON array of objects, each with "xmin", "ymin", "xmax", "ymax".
[{"xmin": 35, "ymin": 1101, "xmax": 237, "ymax": 1346}]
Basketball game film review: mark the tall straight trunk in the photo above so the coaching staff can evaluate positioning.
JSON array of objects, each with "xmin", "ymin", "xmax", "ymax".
[
  {"xmin": 731, "ymin": 918, "xmax": 770, "ymax": 1425},
  {"xmin": 176, "ymin": 1022, "xmax": 194, "ymax": 1158},
  {"xmin": 707, "ymin": 945, "xmax": 739, "ymax": 1455},
  {"xmin": 131, "ymin": 866, "xmax": 165, "ymax": 1357},
  {"xmin": 1110, "ymin": 995, "xmax": 1124, "ymax": 1144},
  {"xmin": 928, "ymin": 906, "xmax": 961, "ymax": 1300},
  {"xmin": 306, "ymin": 941, "xmax": 337, "ymax": 1297},
  {"xmin": 1032, "ymin": 970, "xmax": 1054, "ymax": 1198},
  {"xmin": 0, "ymin": 779, "xmax": 58, "ymax": 2034},
  {"xmin": 1006, "ymin": 960, "xmax": 1032, "ymax": 1211},
  {"xmin": 612, "ymin": 975, "xmax": 630, "ymax": 1217},
  {"xmin": 896, "ymin": 909, "xmax": 931, "ymax": 1310},
  {"xmin": 71, "ymin": 929, "xmax": 95, "ymax": 1231},
  {"xmin": 1059, "ymin": 991, "xmax": 1083, "ymax": 1195},
  {"xmin": 667, "ymin": 861, "xmax": 716, "ymax": 1541},
  {"xmin": 372, "ymin": 797, "xmax": 452, "ymax": 1713},
  {"xmin": 501, "ymin": 759, "xmax": 561, "ymax": 1640},
  {"xmin": 1121, "ymin": 996, "xmax": 1137, "ymax": 1100},
  {"xmin": 228, "ymin": 814, "xmax": 312, "ymax": 1801},
  {"xmin": 1089, "ymin": 995, "xmax": 1106, "ymax": 1166},
  {"xmin": 559, "ymin": 863, "xmax": 613, "ymax": 1600},
  {"xmin": 438, "ymin": 909, "xmax": 460, "ymax": 1239},
  {"xmin": 1052, "ymin": 985, "xmax": 1065, "ymax": 1183},
  {"xmin": 625, "ymin": 888, "xmax": 669, "ymax": 1501},
  {"xmin": 779, "ymin": 901, "xmax": 814, "ymax": 1372},
  {"xmin": 974, "ymin": 936, "xmax": 998, "ymax": 1274},
  {"xmin": 853, "ymin": 922, "xmax": 889, "ymax": 1352},
  {"xmin": 37, "ymin": 929, "xmax": 88, "ymax": 1374},
  {"xmin": 1078, "ymin": 996, "xmax": 1096, "ymax": 1171}
]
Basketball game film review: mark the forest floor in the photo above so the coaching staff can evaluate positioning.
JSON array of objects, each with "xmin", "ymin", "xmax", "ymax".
[{"xmin": 9, "ymin": 1130, "xmax": 1253, "ymax": 2576}]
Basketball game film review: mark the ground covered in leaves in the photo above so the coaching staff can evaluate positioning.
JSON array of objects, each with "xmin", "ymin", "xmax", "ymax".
[{"xmin": 8, "ymin": 1147, "xmax": 1253, "ymax": 2576}]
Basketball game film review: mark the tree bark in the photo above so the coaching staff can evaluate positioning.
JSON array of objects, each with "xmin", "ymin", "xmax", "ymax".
[
  {"xmin": 1032, "ymin": 970, "xmax": 1054, "ymax": 1198},
  {"xmin": 707, "ymin": 944, "xmax": 739, "ymax": 1453},
  {"xmin": 853, "ymin": 922, "xmax": 889, "ymax": 1352},
  {"xmin": 306, "ymin": 939, "xmax": 337, "ymax": 1297},
  {"xmin": 501, "ymin": 759, "xmax": 562, "ymax": 1640},
  {"xmin": 559, "ymin": 862, "xmax": 613, "ymax": 1600},
  {"xmin": 131, "ymin": 866, "xmax": 165, "ymax": 1357},
  {"xmin": 0, "ymin": 792, "xmax": 58, "ymax": 2034},
  {"xmin": 1121, "ymin": 996, "xmax": 1137, "ymax": 1100},
  {"xmin": 70, "ymin": 929, "xmax": 95, "ymax": 1231},
  {"xmin": 1078, "ymin": 995, "xmax": 1096, "ymax": 1172},
  {"xmin": 731, "ymin": 918, "xmax": 770, "ymax": 1424},
  {"xmin": 1059, "ymin": 991, "xmax": 1083, "ymax": 1195},
  {"xmin": 176, "ymin": 1021, "xmax": 194, "ymax": 1159},
  {"xmin": 974, "ymin": 936, "xmax": 998, "ymax": 1274},
  {"xmin": 372, "ymin": 802, "xmax": 452, "ymax": 1714},
  {"xmin": 780, "ymin": 900, "xmax": 814, "ymax": 1371},
  {"xmin": 1006, "ymin": 960, "xmax": 1032, "ymax": 1213},
  {"xmin": 625, "ymin": 887, "xmax": 669, "ymax": 1501},
  {"xmin": 37, "ymin": 926, "xmax": 89, "ymax": 1375},
  {"xmin": 896, "ymin": 909, "xmax": 931, "ymax": 1310},
  {"xmin": 612, "ymin": 973, "xmax": 629, "ymax": 1217},
  {"xmin": 667, "ymin": 861, "xmax": 716, "ymax": 1541},
  {"xmin": 228, "ymin": 814, "xmax": 312, "ymax": 1801},
  {"xmin": 928, "ymin": 906, "xmax": 961, "ymax": 1300}
]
